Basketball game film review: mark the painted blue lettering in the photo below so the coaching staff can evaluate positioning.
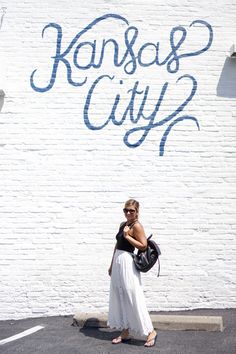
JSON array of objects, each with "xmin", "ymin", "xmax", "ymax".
[
  {"xmin": 84, "ymin": 74, "xmax": 114, "ymax": 130},
  {"xmin": 159, "ymin": 116, "xmax": 200, "ymax": 156},
  {"xmin": 30, "ymin": 14, "xmax": 213, "ymax": 156},
  {"xmin": 30, "ymin": 14, "xmax": 129, "ymax": 92},
  {"xmin": 137, "ymin": 42, "xmax": 158, "ymax": 67},
  {"xmin": 73, "ymin": 41, "xmax": 96, "ymax": 70}
]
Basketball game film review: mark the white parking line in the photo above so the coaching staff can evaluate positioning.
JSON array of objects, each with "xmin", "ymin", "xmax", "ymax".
[{"xmin": 0, "ymin": 325, "xmax": 44, "ymax": 345}]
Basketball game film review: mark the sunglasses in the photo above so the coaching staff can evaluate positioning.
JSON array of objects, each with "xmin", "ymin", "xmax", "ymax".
[{"xmin": 123, "ymin": 208, "xmax": 136, "ymax": 214}]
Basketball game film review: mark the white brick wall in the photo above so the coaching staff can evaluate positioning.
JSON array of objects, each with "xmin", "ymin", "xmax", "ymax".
[{"xmin": 0, "ymin": 0, "xmax": 236, "ymax": 320}]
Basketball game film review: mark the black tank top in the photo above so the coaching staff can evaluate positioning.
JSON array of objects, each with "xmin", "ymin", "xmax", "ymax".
[{"xmin": 116, "ymin": 222, "xmax": 135, "ymax": 253}]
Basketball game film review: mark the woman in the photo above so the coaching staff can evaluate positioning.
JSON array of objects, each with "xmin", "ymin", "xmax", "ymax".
[{"xmin": 108, "ymin": 199, "xmax": 157, "ymax": 347}]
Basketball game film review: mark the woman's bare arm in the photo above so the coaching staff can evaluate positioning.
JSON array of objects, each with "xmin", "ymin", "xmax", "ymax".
[{"xmin": 123, "ymin": 223, "xmax": 147, "ymax": 251}]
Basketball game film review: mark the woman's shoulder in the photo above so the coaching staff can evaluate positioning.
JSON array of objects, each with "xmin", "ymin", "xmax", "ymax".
[{"xmin": 132, "ymin": 220, "xmax": 144, "ymax": 230}]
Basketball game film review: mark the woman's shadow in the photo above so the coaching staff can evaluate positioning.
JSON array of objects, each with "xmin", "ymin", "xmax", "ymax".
[{"xmin": 75, "ymin": 318, "xmax": 144, "ymax": 346}]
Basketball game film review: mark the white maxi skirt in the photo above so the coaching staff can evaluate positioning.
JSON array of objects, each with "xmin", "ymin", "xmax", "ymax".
[{"xmin": 108, "ymin": 249, "xmax": 153, "ymax": 337}]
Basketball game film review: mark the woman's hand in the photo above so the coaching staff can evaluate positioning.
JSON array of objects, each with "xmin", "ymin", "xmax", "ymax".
[{"xmin": 123, "ymin": 225, "xmax": 130, "ymax": 238}]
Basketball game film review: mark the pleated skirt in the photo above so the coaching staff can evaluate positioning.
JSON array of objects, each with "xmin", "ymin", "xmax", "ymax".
[{"xmin": 108, "ymin": 249, "xmax": 153, "ymax": 337}]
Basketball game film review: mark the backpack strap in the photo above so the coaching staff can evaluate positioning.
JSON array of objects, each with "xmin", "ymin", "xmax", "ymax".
[{"xmin": 157, "ymin": 257, "xmax": 161, "ymax": 277}]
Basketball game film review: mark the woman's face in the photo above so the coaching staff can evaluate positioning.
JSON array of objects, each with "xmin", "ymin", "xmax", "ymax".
[{"xmin": 123, "ymin": 204, "xmax": 138, "ymax": 223}]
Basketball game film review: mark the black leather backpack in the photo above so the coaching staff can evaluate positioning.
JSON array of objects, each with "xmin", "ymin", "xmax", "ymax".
[{"xmin": 132, "ymin": 235, "xmax": 161, "ymax": 276}]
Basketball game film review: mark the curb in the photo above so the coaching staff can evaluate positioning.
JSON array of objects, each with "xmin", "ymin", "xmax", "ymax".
[{"xmin": 73, "ymin": 312, "xmax": 223, "ymax": 332}]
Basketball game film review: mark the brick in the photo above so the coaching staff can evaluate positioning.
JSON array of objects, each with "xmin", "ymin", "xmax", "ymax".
[{"xmin": 0, "ymin": 0, "xmax": 236, "ymax": 320}]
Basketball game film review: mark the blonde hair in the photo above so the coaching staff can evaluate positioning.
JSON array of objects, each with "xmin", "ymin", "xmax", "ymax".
[{"xmin": 125, "ymin": 199, "xmax": 140, "ymax": 213}]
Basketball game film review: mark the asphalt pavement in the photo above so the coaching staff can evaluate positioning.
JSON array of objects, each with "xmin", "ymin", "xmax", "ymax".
[{"xmin": 0, "ymin": 309, "xmax": 235, "ymax": 354}]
